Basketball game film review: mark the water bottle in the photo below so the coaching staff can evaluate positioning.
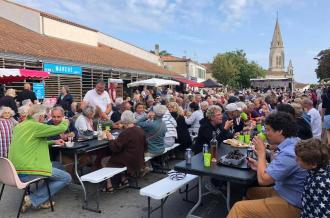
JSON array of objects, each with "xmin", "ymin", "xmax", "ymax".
[{"xmin": 97, "ymin": 122, "xmax": 103, "ymax": 140}]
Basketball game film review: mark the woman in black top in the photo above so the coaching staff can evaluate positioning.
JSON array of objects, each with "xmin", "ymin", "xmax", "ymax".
[
  {"xmin": 0, "ymin": 88, "xmax": 18, "ymax": 117},
  {"xmin": 57, "ymin": 85, "xmax": 73, "ymax": 116},
  {"xmin": 276, "ymin": 103, "xmax": 312, "ymax": 140},
  {"xmin": 167, "ymin": 102, "xmax": 191, "ymax": 150},
  {"xmin": 321, "ymin": 87, "xmax": 330, "ymax": 143}
]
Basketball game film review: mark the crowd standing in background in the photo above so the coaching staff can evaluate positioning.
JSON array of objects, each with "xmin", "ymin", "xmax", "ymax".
[{"xmin": 0, "ymin": 81, "xmax": 329, "ymax": 217}]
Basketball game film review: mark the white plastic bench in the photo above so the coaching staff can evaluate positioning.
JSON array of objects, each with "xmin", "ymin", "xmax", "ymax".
[
  {"xmin": 140, "ymin": 174, "xmax": 198, "ymax": 218},
  {"xmin": 81, "ymin": 167, "xmax": 127, "ymax": 213}
]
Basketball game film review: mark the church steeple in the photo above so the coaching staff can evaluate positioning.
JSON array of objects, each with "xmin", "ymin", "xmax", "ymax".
[
  {"xmin": 269, "ymin": 16, "xmax": 285, "ymax": 71},
  {"xmin": 271, "ymin": 17, "xmax": 284, "ymax": 48}
]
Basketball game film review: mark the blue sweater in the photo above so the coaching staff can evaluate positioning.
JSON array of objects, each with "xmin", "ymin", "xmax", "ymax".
[{"xmin": 137, "ymin": 116, "xmax": 166, "ymax": 155}]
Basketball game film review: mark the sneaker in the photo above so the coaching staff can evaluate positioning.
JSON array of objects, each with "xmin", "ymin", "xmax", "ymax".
[
  {"xmin": 21, "ymin": 195, "xmax": 32, "ymax": 213},
  {"xmin": 38, "ymin": 201, "xmax": 55, "ymax": 209},
  {"xmin": 204, "ymin": 182, "xmax": 222, "ymax": 195}
]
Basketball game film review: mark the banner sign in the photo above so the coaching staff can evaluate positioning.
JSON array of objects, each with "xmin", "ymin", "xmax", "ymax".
[{"xmin": 43, "ymin": 63, "xmax": 82, "ymax": 76}]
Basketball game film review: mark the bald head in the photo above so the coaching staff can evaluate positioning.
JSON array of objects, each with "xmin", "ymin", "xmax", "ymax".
[{"xmin": 24, "ymin": 83, "xmax": 31, "ymax": 90}]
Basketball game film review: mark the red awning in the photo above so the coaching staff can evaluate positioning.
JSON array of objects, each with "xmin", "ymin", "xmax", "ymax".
[
  {"xmin": 173, "ymin": 77, "xmax": 204, "ymax": 87},
  {"xmin": 0, "ymin": 68, "xmax": 50, "ymax": 83}
]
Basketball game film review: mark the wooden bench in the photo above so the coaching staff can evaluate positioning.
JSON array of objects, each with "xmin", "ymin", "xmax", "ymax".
[
  {"xmin": 140, "ymin": 174, "xmax": 198, "ymax": 218},
  {"xmin": 81, "ymin": 167, "xmax": 127, "ymax": 213}
]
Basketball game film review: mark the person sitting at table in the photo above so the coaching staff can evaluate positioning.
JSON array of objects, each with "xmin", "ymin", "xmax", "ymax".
[
  {"xmin": 276, "ymin": 103, "xmax": 312, "ymax": 140},
  {"xmin": 167, "ymin": 102, "xmax": 191, "ymax": 150},
  {"xmin": 111, "ymin": 101, "xmax": 132, "ymax": 123},
  {"xmin": 102, "ymin": 110, "xmax": 147, "ymax": 192},
  {"xmin": 8, "ymin": 104, "xmax": 71, "ymax": 212},
  {"xmin": 227, "ymin": 112, "xmax": 307, "ymax": 218},
  {"xmin": 194, "ymin": 105, "xmax": 232, "ymax": 154},
  {"xmin": 48, "ymin": 106, "xmax": 77, "ymax": 142},
  {"xmin": 294, "ymin": 138, "xmax": 330, "ymax": 218},
  {"xmin": 137, "ymin": 104, "xmax": 166, "ymax": 157},
  {"xmin": 17, "ymin": 105, "xmax": 30, "ymax": 122},
  {"xmin": 185, "ymin": 102, "xmax": 204, "ymax": 136},
  {"xmin": 75, "ymin": 104, "xmax": 95, "ymax": 135},
  {"xmin": 0, "ymin": 107, "xmax": 16, "ymax": 157},
  {"xmin": 222, "ymin": 103, "xmax": 244, "ymax": 135},
  {"xmin": 134, "ymin": 102, "xmax": 146, "ymax": 121}
]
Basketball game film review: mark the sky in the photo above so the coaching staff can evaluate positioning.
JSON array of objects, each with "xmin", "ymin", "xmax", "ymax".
[{"xmin": 14, "ymin": 0, "xmax": 330, "ymax": 83}]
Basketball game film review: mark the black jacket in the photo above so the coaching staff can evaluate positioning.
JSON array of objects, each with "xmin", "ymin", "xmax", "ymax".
[
  {"xmin": 193, "ymin": 119, "xmax": 231, "ymax": 154},
  {"xmin": 16, "ymin": 89, "xmax": 37, "ymax": 105},
  {"xmin": 0, "ymin": 96, "xmax": 18, "ymax": 115},
  {"xmin": 57, "ymin": 94, "xmax": 73, "ymax": 112},
  {"xmin": 296, "ymin": 117, "xmax": 313, "ymax": 140},
  {"xmin": 170, "ymin": 112, "xmax": 192, "ymax": 149}
]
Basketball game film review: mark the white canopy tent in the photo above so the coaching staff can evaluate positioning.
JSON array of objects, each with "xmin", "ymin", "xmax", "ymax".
[{"xmin": 127, "ymin": 78, "xmax": 179, "ymax": 88}]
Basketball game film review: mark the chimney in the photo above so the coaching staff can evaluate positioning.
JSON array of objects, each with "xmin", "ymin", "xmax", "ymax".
[{"xmin": 155, "ymin": 44, "xmax": 160, "ymax": 56}]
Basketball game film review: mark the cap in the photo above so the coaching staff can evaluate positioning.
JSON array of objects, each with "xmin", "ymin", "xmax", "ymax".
[{"xmin": 225, "ymin": 103, "xmax": 238, "ymax": 112}]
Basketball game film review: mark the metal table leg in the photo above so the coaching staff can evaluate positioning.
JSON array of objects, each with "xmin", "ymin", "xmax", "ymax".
[
  {"xmin": 74, "ymin": 153, "xmax": 87, "ymax": 204},
  {"xmin": 226, "ymin": 181, "xmax": 231, "ymax": 211},
  {"xmin": 186, "ymin": 176, "xmax": 202, "ymax": 218}
]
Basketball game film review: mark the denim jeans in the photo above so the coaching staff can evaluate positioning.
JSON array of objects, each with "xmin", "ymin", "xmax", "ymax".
[{"xmin": 19, "ymin": 167, "xmax": 72, "ymax": 207}]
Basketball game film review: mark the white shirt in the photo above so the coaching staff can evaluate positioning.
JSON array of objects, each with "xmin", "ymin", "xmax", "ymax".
[
  {"xmin": 307, "ymin": 108, "xmax": 322, "ymax": 139},
  {"xmin": 185, "ymin": 110, "xmax": 204, "ymax": 134},
  {"xmin": 83, "ymin": 89, "xmax": 111, "ymax": 113},
  {"xmin": 75, "ymin": 115, "xmax": 94, "ymax": 132}
]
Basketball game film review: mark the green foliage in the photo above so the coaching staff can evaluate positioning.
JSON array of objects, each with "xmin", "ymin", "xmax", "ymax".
[
  {"xmin": 315, "ymin": 48, "xmax": 330, "ymax": 81},
  {"xmin": 211, "ymin": 50, "xmax": 266, "ymax": 88},
  {"xmin": 150, "ymin": 50, "xmax": 172, "ymax": 56}
]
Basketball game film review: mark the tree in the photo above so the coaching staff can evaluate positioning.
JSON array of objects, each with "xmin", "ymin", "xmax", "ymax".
[
  {"xmin": 150, "ymin": 50, "xmax": 172, "ymax": 56},
  {"xmin": 315, "ymin": 48, "xmax": 330, "ymax": 81},
  {"xmin": 211, "ymin": 50, "xmax": 266, "ymax": 88}
]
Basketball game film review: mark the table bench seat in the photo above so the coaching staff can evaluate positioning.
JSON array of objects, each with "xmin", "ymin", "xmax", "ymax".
[{"xmin": 140, "ymin": 174, "xmax": 197, "ymax": 218}]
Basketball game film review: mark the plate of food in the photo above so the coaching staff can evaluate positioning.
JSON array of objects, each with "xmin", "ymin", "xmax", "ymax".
[
  {"xmin": 219, "ymin": 149, "xmax": 246, "ymax": 166},
  {"xmin": 223, "ymin": 138, "xmax": 250, "ymax": 148}
]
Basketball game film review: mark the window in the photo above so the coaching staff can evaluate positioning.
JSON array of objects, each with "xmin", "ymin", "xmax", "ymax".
[{"xmin": 198, "ymin": 68, "xmax": 206, "ymax": 79}]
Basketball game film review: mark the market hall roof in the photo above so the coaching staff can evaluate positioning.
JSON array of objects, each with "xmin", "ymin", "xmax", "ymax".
[{"xmin": 0, "ymin": 18, "xmax": 177, "ymax": 76}]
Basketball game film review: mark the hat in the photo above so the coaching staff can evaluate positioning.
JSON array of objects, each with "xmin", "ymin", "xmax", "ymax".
[{"xmin": 225, "ymin": 103, "xmax": 238, "ymax": 112}]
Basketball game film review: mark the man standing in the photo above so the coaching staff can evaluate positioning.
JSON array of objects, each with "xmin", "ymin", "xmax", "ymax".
[
  {"xmin": 16, "ymin": 83, "xmax": 37, "ymax": 105},
  {"xmin": 227, "ymin": 112, "xmax": 307, "ymax": 218},
  {"xmin": 302, "ymin": 98, "xmax": 322, "ymax": 139},
  {"xmin": 83, "ymin": 80, "xmax": 112, "ymax": 120}
]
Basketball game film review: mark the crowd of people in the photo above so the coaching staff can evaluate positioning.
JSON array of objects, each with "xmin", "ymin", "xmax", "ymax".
[{"xmin": 0, "ymin": 80, "xmax": 329, "ymax": 217}]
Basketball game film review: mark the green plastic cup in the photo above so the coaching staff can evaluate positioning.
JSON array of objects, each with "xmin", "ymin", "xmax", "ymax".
[
  {"xmin": 256, "ymin": 123, "xmax": 262, "ymax": 133},
  {"xmin": 258, "ymin": 132, "xmax": 267, "ymax": 141},
  {"xmin": 244, "ymin": 134, "xmax": 251, "ymax": 144},
  {"xmin": 203, "ymin": 153, "xmax": 211, "ymax": 167},
  {"xmin": 105, "ymin": 126, "xmax": 110, "ymax": 131},
  {"xmin": 241, "ymin": 112, "xmax": 248, "ymax": 121},
  {"xmin": 238, "ymin": 134, "xmax": 245, "ymax": 142}
]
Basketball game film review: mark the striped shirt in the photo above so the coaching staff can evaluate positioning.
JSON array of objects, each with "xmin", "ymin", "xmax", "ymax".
[{"xmin": 0, "ymin": 118, "xmax": 14, "ymax": 158}]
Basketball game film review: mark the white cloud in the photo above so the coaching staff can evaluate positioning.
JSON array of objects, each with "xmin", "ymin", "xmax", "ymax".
[{"xmin": 218, "ymin": 0, "xmax": 304, "ymax": 30}]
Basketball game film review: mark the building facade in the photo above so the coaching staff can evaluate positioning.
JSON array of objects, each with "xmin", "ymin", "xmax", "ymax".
[
  {"xmin": 161, "ymin": 55, "xmax": 206, "ymax": 82},
  {"xmin": 0, "ymin": 0, "xmax": 176, "ymax": 100}
]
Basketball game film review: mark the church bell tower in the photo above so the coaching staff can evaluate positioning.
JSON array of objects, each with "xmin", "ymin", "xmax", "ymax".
[{"xmin": 269, "ymin": 17, "xmax": 285, "ymax": 72}]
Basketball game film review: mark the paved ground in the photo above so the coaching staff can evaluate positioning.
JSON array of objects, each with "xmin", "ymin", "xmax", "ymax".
[{"xmin": 0, "ymin": 160, "xmax": 245, "ymax": 218}]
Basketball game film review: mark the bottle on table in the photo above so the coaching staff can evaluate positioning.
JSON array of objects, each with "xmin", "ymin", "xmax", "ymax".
[
  {"xmin": 210, "ymin": 131, "xmax": 218, "ymax": 163},
  {"xmin": 97, "ymin": 121, "xmax": 103, "ymax": 140}
]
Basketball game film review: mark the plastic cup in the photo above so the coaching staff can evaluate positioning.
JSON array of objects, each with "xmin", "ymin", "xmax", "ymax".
[
  {"xmin": 244, "ymin": 134, "xmax": 251, "ymax": 144},
  {"xmin": 258, "ymin": 132, "xmax": 267, "ymax": 141},
  {"xmin": 238, "ymin": 134, "xmax": 245, "ymax": 142},
  {"xmin": 256, "ymin": 124, "xmax": 262, "ymax": 133},
  {"xmin": 241, "ymin": 112, "xmax": 248, "ymax": 121},
  {"xmin": 203, "ymin": 153, "xmax": 211, "ymax": 167},
  {"xmin": 105, "ymin": 126, "xmax": 110, "ymax": 131}
]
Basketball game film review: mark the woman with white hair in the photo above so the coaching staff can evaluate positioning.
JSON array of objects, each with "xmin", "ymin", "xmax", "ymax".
[
  {"xmin": 0, "ymin": 88, "xmax": 18, "ymax": 116},
  {"xmin": 102, "ymin": 110, "xmax": 147, "ymax": 192},
  {"xmin": 8, "ymin": 104, "xmax": 71, "ymax": 212},
  {"xmin": 75, "ymin": 105, "xmax": 95, "ymax": 135},
  {"xmin": 0, "ymin": 106, "xmax": 16, "ymax": 157},
  {"xmin": 137, "ymin": 104, "xmax": 166, "ymax": 157}
]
